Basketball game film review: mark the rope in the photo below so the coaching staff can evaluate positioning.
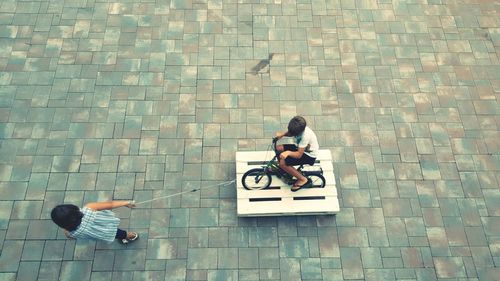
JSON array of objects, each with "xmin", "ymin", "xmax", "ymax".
[{"xmin": 133, "ymin": 179, "xmax": 236, "ymax": 205}]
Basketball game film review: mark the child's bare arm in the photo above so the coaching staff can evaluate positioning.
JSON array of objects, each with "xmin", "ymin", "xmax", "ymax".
[
  {"xmin": 64, "ymin": 229, "xmax": 75, "ymax": 239},
  {"xmin": 85, "ymin": 201, "xmax": 135, "ymax": 211},
  {"xmin": 280, "ymin": 147, "xmax": 305, "ymax": 159},
  {"xmin": 275, "ymin": 131, "xmax": 290, "ymax": 139}
]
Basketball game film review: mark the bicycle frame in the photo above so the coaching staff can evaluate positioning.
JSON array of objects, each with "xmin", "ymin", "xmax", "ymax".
[{"xmin": 260, "ymin": 138, "xmax": 286, "ymax": 177}]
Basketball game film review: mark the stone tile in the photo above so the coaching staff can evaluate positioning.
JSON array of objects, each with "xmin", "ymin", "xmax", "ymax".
[
  {"xmin": 279, "ymin": 258, "xmax": 301, "ymax": 281},
  {"xmin": 258, "ymin": 247, "xmax": 279, "ymax": 269},
  {"xmin": 42, "ymin": 240, "xmax": 65, "ymax": 261},
  {"xmin": 207, "ymin": 270, "xmax": 237, "ymax": 281},
  {"xmin": 187, "ymin": 248, "xmax": 217, "ymax": 269},
  {"xmin": 248, "ymin": 227, "xmax": 278, "ymax": 247},
  {"xmin": 382, "ymin": 198, "xmax": 413, "ymax": 217},
  {"xmin": 16, "ymin": 261, "xmax": 40, "ymax": 281},
  {"xmin": 386, "ymin": 218, "xmax": 409, "ymax": 246},
  {"xmin": 477, "ymin": 268, "xmax": 500, "ymax": 281},
  {"xmin": 434, "ymin": 257, "xmax": 466, "ymax": 278},
  {"xmin": 26, "ymin": 220, "xmax": 58, "ymax": 240},
  {"xmin": 427, "ymin": 227, "xmax": 451, "ymax": 256},
  {"xmin": 340, "ymin": 248, "xmax": 364, "ymax": 279},
  {"xmin": 238, "ymin": 248, "xmax": 259, "ymax": 269},
  {"xmin": 354, "ymin": 208, "xmax": 385, "ymax": 226},
  {"xmin": 394, "ymin": 163, "xmax": 423, "ymax": 180},
  {"xmin": 318, "ymin": 227, "xmax": 340, "ymax": 258},
  {"xmin": 208, "ymin": 227, "xmax": 228, "ymax": 248},
  {"xmin": 21, "ymin": 240, "xmax": 44, "ymax": 261},
  {"xmin": 146, "ymin": 239, "xmax": 177, "ymax": 259},
  {"xmin": 37, "ymin": 261, "xmax": 61, "ymax": 281},
  {"xmin": 365, "ymin": 269, "xmax": 396, "ymax": 281},
  {"xmin": 92, "ymin": 250, "xmax": 114, "ymax": 271},
  {"xmin": 361, "ymin": 248, "xmax": 383, "ymax": 268},
  {"xmin": 0, "ymin": 240, "xmax": 23, "ymax": 272},
  {"xmin": 401, "ymin": 247, "xmax": 424, "ymax": 268},
  {"xmin": 465, "ymin": 226, "xmax": 488, "ymax": 246},
  {"xmin": 342, "ymin": 189, "xmax": 371, "ymax": 207},
  {"xmin": 0, "ymin": 201, "xmax": 13, "ymax": 229},
  {"xmin": 59, "ymin": 261, "xmax": 92, "ymax": 281},
  {"xmin": 338, "ymin": 227, "xmax": 369, "ymax": 247},
  {"xmin": 113, "ymin": 250, "xmax": 146, "ymax": 271},
  {"xmin": 279, "ymin": 237, "xmax": 309, "ymax": 258},
  {"xmin": 322, "ymin": 269, "xmax": 344, "ymax": 281},
  {"xmin": 0, "ymin": 0, "xmax": 499, "ymax": 279},
  {"xmin": 188, "ymin": 227, "xmax": 208, "ymax": 248},
  {"xmin": 0, "ymin": 182, "xmax": 27, "ymax": 200},
  {"xmin": 165, "ymin": 260, "xmax": 187, "ymax": 281},
  {"xmin": 300, "ymin": 258, "xmax": 322, "ymax": 279},
  {"xmin": 189, "ymin": 208, "xmax": 218, "ymax": 227},
  {"xmin": 217, "ymin": 248, "xmax": 238, "ymax": 269}
]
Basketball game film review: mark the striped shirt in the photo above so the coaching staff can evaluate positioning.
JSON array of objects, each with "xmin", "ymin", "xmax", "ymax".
[{"xmin": 70, "ymin": 207, "xmax": 121, "ymax": 243}]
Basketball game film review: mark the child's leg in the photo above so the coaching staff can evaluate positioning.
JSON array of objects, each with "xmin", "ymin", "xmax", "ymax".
[
  {"xmin": 126, "ymin": 232, "xmax": 138, "ymax": 239},
  {"xmin": 115, "ymin": 229, "xmax": 127, "ymax": 239},
  {"xmin": 278, "ymin": 158, "xmax": 307, "ymax": 184},
  {"xmin": 277, "ymin": 144, "xmax": 297, "ymax": 153},
  {"xmin": 115, "ymin": 229, "xmax": 137, "ymax": 240}
]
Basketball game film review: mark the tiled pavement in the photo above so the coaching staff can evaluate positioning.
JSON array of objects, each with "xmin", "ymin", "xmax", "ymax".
[{"xmin": 0, "ymin": 0, "xmax": 499, "ymax": 280}]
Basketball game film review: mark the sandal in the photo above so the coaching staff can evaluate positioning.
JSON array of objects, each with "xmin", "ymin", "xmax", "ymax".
[
  {"xmin": 291, "ymin": 179, "xmax": 312, "ymax": 192},
  {"xmin": 120, "ymin": 232, "xmax": 139, "ymax": 244}
]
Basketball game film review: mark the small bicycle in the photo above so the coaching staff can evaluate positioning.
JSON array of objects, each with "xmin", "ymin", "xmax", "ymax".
[{"xmin": 241, "ymin": 138, "xmax": 326, "ymax": 190}]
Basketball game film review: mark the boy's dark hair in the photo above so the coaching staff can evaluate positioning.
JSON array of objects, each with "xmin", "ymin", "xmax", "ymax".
[
  {"xmin": 51, "ymin": 204, "xmax": 83, "ymax": 231},
  {"xmin": 287, "ymin": 116, "xmax": 307, "ymax": 136}
]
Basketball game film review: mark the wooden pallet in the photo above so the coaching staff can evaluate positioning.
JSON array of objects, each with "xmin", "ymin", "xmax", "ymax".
[{"xmin": 236, "ymin": 149, "xmax": 340, "ymax": 217}]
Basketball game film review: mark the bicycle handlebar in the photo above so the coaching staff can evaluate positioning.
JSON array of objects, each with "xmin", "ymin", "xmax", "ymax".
[{"xmin": 272, "ymin": 137, "xmax": 280, "ymax": 156}]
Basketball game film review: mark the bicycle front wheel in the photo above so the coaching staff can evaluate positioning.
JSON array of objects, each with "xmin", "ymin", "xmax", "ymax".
[
  {"xmin": 242, "ymin": 168, "xmax": 272, "ymax": 190},
  {"xmin": 307, "ymin": 173, "xmax": 326, "ymax": 188}
]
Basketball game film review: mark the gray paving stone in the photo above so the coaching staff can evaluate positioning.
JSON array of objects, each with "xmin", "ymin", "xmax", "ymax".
[
  {"xmin": 113, "ymin": 250, "xmax": 146, "ymax": 271},
  {"xmin": 434, "ymin": 257, "xmax": 467, "ymax": 278},
  {"xmin": 0, "ymin": 240, "xmax": 23, "ymax": 272},
  {"xmin": 279, "ymin": 237, "xmax": 310, "ymax": 258},
  {"xmin": 26, "ymin": 220, "xmax": 57, "ymax": 240},
  {"xmin": 59, "ymin": 261, "xmax": 92, "ymax": 281},
  {"xmin": 338, "ymin": 227, "xmax": 369, "ymax": 247},
  {"xmin": 279, "ymin": 258, "xmax": 301, "ymax": 281},
  {"xmin": 238, "ymin": 248, "xmax": 259, "ymax": 269},
  {"xmin": 0, "ymin": 0, "xmax": 499, "ymax": 279},
  {"xmin": 187, "ymin": 248, "xmax": 217, "ymax": 269},
  {"xmin": 340, "ymin": 247, "xmax": 364, "ymax": 280},
  {"xmin": 42, "ymin": 240, "xmax": 65, "ymax": 261},
  {"xmin": 0, "ymin": 201, "xmax": 13, "ymax": 229},
  {"xmin": 248, "ymin": 227, "xmax": 278, "ymax": 247},
  {"xmin": 16, "ymin": 261, "xmax": 40, "ymax": 281},
  {"xmin": 165, "ymin": 260, "xmax": 187, "ymax": 281},
  {"xmin": 92, "ymin": 250, "xmax": 114, "ymax": 272},
  {"xmin": 189, "ymin": 208, "xmax": 218, "ymax": 227}
]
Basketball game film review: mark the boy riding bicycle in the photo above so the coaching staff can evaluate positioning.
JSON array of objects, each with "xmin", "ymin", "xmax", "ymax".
[{"xmin": 275, "ymin": 116, "xmax": 319, "ymax": 191}]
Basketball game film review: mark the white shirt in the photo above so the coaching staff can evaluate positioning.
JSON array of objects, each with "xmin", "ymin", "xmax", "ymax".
[{"xmin": 293, "ymin": 126, "xmax": 319, "ymax": 157}]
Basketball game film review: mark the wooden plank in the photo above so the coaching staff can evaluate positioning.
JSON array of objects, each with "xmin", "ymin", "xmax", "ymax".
[
  {"xmin": 236, "ymin": 186, "xmax": 337, "ymax": 199},
  {"xmin": 237, "ymin": 196, "xmax": 340, "ymax": 216},
  {"xmin": 237, "ymin": 199, "xmax": 339, "ymax": 216}
]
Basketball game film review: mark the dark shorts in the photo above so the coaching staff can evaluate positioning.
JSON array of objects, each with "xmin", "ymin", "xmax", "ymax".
[{"xmin": 282, "ymin": 144, "xmax": 316, "ymax": 166}]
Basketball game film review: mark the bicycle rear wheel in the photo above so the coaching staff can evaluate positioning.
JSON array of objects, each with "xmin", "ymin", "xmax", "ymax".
[
  {"xmin": 306, "ymin": 173, "xmax": 326, "ymax": 188},
  {"xmin": 242, "ymin": 168, "xmax": 272, "ymax": 190}
]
